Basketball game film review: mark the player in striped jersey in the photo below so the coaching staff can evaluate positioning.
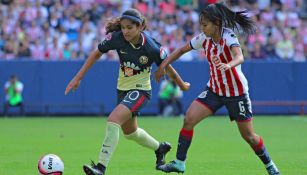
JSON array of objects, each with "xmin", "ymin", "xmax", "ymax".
[
  {"xmin": 65, "ymin": 9, "xmax": 190, "ymax": 175},
  {"xmin": 155, "ymin": 3, "xmax": 280, "ymax": 175}
]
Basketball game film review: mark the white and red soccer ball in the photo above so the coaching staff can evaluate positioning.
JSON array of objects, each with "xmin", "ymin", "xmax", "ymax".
[{"xmin": 38, "ymin": 154, "xmax": 64, "ymax": 175}]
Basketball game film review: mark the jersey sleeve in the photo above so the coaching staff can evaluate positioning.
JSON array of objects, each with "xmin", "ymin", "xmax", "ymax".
[
  {"xmin": 16, "ymin": 82, "xmax": 24, "ymax": 92},
  {"xmin": 154, "ymin": 47, "xmax": 168, "ymax": 66},
  {"xmin": 225, "ymin": 31, "xmax": 240, "ymax": 48},
  {"xmin": 190, "ymin": 33, "xmax": 206, "ymax": 50},
  {"xmin": 4, "ymin": 82, "xmax": 9, "ymax": 89},
  {"xmin": 97, "ymin": 32, "xmax": 118, "ymax": 53}
]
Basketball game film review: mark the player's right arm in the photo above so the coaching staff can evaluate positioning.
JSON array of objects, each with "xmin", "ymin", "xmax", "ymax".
[
  {"xmin": 65, "ymin": 32, "xmax": 118, "ymax": 95},
  {"xmin": 154, "ymin": 43, "xmax": 192, "ymax": 83},
  {"xmin": 65, "ymin": 50, "xmax": 102, "ymax": 95}
]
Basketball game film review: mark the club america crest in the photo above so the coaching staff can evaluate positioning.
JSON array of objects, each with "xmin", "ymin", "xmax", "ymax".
[{"xmin": 139, "ymin": 56, "xmax": 148, "ymax": 64}]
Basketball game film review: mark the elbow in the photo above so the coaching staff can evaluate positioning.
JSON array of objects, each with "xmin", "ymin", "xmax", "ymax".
[
  {"xmin": 240, "ymin": 57, "xmax": 244, "ymax": 64},
  {"xmin": 235, "ymin": 54, "xmax": 244, "ymax": 64},
  {"xmin": 93, "ymin": 50, "xmax": 102, "ymax": 60}
]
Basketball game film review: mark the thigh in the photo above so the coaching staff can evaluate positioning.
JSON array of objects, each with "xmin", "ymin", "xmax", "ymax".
[
  {"xmin": 118, "ymin": 89, "xmax": 150, "ymax": 117},
  {"xmin": 108, "ymin": 104, "xmax": 133, "ymax": 126},
  {"xmin": 183, "ymin": 100, "xmax": 213, "ymax": 130},
  {"xmin": 224, "ymin": 94, "xmax": 253, "ymax": 122},
  {"xmin": 195, "ymin": 87, "xmax": 223, "ymax": 113}
]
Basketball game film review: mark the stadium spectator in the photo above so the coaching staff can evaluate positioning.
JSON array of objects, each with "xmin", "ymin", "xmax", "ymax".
[
  {"xmin": 0, "ymin": 0, "xmax": 306, "ymax": 60},
  {"xmin": 3, "ymin": 74, "xmax": 24, "ymax": 116},
  {"xmin": 17, "ymin": 39, "xmax": 31, "ymax": 58},
  {"xmin": 158, "ymin": 78, "xmax": 184, "ymax": 116},
  {"xmin": 250, "ymin": 41, "xmax": 267, "ymax": 60},
  {"xmin": 158, "ymin": 78, "xmax": 175, "ymax": 116},
  {"xmin": 172, "ymin": 80, "xmax": 184, "ymax": 116},
  {"xmin": 155, "ymin": 3, "xmax": 280, "ymax": 175},
  {"xmin": 275, "ymin": 31, "xmax": 295, "ymax": 60},
  {"xmin": 64, "ymin": 8, "xmax": 190, "ymax": 175}
]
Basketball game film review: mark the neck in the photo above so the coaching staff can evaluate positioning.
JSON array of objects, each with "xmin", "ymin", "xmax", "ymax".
[
  {"xmin": 212, "ymin": 28, "xmax": 222, "ymax": 43},
  {"xmin": 130, "ymin": 34, "xmax": 142, "ymax": 45},
  {"xmin": 212, "ymin": 33, "xmax": 221, "ymax": 43}
]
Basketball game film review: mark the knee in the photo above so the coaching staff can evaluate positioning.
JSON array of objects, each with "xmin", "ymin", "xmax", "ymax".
[
  {"xmin": 124, "ymin": 128, "xmax": 140, "ymax": 140},
  {"xmin": 183, "ymin": 113, "xmax": 197, "ymax": 130},
  {"xmin": 242, "ymin": 134, "xmax": 259, "ymax": 145}
]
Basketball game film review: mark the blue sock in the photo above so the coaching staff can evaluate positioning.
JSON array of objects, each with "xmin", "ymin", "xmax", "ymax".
[{"xmin": 252, "ymin": 137, "xmax": 271, "ymax": 165}]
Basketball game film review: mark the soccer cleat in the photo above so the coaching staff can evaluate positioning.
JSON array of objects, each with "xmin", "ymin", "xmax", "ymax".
[
  {"xmin": 83, "ymin": 161, "xmax": 105, "ymax": 175},
  {"xmin": 266, "ymin": 164, "xmax": 280, "ymax": 175},
  {"xmin": 155, "ymin": 142, "xmax": 172, "ymax": 168},
  {"xmin": 157, "ymin": 160, "xmax": 185, "ymax": 173}
]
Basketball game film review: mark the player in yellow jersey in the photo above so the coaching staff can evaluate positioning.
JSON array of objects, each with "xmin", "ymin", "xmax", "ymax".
[{"xmin": 65, "ymin": 8, "xmax": 190, "ymax": 175}]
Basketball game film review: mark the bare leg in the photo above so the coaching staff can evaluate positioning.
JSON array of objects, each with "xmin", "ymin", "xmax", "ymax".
[
  {"xmin": 237, "ymin": 120, "xmax": 280, "ymax": 174},
  {"xmin": 98, "ymin": 104, "xmax": 132, "ymax": 168},
  {"xmin": 176, "ymin": 100, "xmax": 213, "ymax": 161},
  {"xmin": 157, "ymin": 100, "xmax": 214, "ymax": 173}
]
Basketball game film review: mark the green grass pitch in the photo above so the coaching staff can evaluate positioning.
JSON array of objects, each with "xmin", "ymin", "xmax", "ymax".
[{"xmin": 1, "ymin": 116, "xmax": 307, "ymax": 175}]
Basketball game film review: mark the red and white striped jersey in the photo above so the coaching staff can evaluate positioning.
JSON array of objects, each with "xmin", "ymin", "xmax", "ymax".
[{"xmin": 190, "ymin": 28, "xmax": 248, "ymax": 97}]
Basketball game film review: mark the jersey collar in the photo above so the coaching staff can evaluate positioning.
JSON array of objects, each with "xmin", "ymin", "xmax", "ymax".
[{"xmin": 129, "ymin": 33, "xmax": 146, "ymax": 49}]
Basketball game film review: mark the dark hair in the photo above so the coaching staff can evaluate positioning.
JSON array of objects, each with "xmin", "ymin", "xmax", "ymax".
[
  {"xmin": 199, "ymin": 3, "xmax": 257, "ymax": 36},
  {"xmin": 106, "ymin": 9, "xmax": 147, "ymax": 34},
  {"xmin": 10, "ymin": 74, "xmax": 17, "ymax": 79}
]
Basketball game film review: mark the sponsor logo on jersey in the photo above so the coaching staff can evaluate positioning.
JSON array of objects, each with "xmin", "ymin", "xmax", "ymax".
[
  {"xmin": 120, "ymin": 49, "xmax": 128, "ymax": 54},
  {"xmin": 230, "ymin": 34, "xmax": 237, "ymax": 38}
]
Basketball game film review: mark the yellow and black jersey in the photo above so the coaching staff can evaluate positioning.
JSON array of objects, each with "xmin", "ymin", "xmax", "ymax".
[{"xmin": 98, "ymin": 31, "xmax": 167, "ymax": 91}]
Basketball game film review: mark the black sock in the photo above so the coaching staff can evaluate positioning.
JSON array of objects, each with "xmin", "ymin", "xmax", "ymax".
[{"xmin": 176, "ymin": 128, "xmax": 194, "ymax": 161}]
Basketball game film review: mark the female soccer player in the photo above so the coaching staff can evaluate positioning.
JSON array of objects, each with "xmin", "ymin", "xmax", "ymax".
[
  {"xmin": 154, "ymin": 3, "xmax": 280, "ymax": 175},
  {"xmin": 65, "ymin": 9, "xmax": 190, "ymax": 175}
]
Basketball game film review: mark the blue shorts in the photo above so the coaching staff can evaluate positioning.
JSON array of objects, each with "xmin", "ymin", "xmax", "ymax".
[
  {"xmin": 117, "ymin": 89, "xmax": 151, "ymax": 117},
  {"xmin": 196, "ymin": 87, "xmax": 253, "ymax": 122}
]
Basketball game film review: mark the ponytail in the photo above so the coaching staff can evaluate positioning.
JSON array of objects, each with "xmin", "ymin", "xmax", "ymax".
[
  {"xmin": 200, "ymin": 3, "xmax": 257, "ymax": 36},
  {"xmin": 105, "ymin": 18, "xmax": 121, "ymax": 34}
]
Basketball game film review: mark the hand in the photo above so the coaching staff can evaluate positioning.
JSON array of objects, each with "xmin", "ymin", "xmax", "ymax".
[
  {"xmin": 154, "ymin": 66, "xmax": 166, "ymax": 83},
  {"xmin": 212, "ymin": 55, "xmax": 232, "ymax": 71},
  {"xmin": 179, "ymin": 82, "xmax": 190, "ymax": 91},
  {"xmin": 216, "ymin": 63, "xmax": 231, "ymax": 71},
  {"xmin": 212, "ymin": 55, "xmax": 221, "ymax": 65},
  {"xmin": 65, "ymin": 76, "xmax": 81, "ymax": 95}
]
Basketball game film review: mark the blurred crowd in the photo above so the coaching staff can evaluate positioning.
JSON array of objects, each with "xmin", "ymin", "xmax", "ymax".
[{"xmin": 0, "ymin": 0, "xmax": 306, "ymax": 61}]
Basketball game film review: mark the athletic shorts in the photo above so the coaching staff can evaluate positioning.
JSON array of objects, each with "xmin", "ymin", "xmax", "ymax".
[
  {"xmin": 117, "ymin": 89, "xmax": 151, "ymax": 117},
  {"xmin": 196, "ymin": 87, "xmax": 253, "ymax": 122}
]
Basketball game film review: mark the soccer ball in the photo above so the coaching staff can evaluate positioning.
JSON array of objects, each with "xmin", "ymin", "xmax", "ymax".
[{"xmin": 38, "ymin": 154, "xmax": 64, "ymax": 175}]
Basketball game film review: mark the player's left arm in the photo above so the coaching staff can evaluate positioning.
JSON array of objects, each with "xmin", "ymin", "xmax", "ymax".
[
  {"xmin": 154, "ymin": 46, "xmax": 190, "ymax": 91},
  {"xmin": 165, "ymin": 65, "xmax": 190, "ymax": 91},
  {"xmin": 215, "ymin": 46, "xmax": 244, "ymax": 71}
]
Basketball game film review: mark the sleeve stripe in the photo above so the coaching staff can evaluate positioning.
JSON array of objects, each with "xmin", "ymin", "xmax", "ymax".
[
  {"xmin": 190, "ymin": 41, "xmax": 195, "ymax": 50},
  {"xmin": 230, "ymin": 43, "xmax": 240, "ymax": 48}
]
